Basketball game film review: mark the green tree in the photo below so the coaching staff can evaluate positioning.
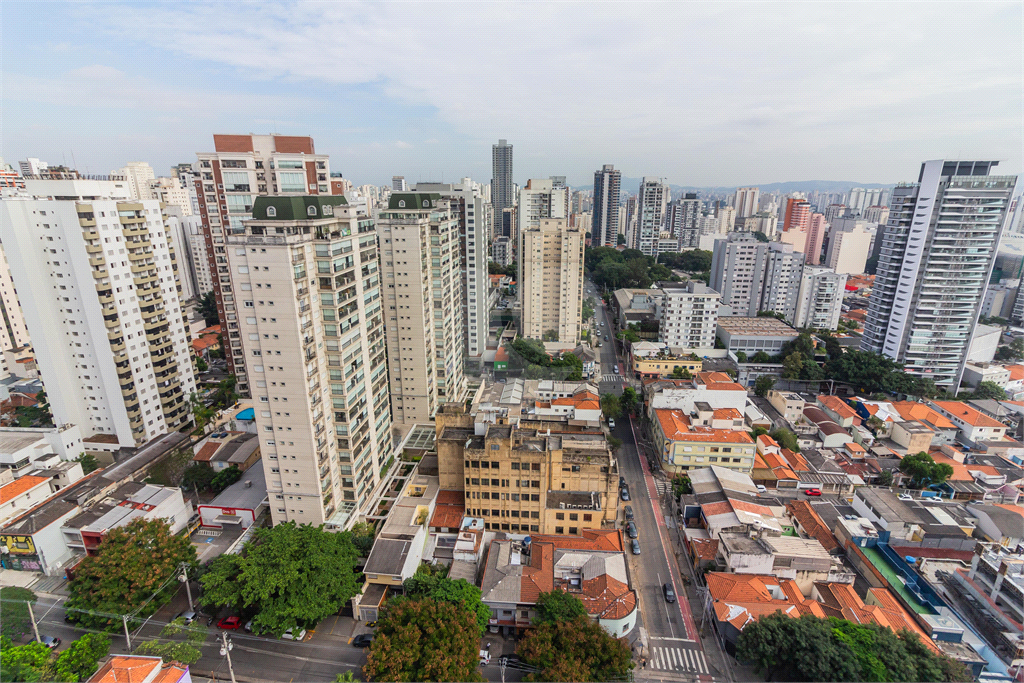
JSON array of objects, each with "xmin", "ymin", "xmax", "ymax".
[
  {"xmin": 66, "ymin": 519, "xmax": 196, "ymax": 630},
  {"xmin": 600, "ymin": 393, "xmax": 621, "ymax": 419},
  {"xmin": 74, "ymin": 453, "xmax": 100, "ymax": 475},
  {"xmin": 181, "ymin": 463, "xmax": 217, "ymax": 492},
  {"xmin": 877, "ymin": 470, "xmax": 894, "ymax": 487},
  {"xmin": 582, "ymin": 298, "xmax": 595, "ymax": 322},
  {"xmin": 753, "ymin": 231, "xmax": 770, "ymax": 243},
  {"xmin": 199, "ymin": 522, "xmax": 361, "ymax": 635},
  {"xmin": 619, "ymin": 387, "xmax": 639, "ymax": 416},
  {"xmin": 770, "ymin": 428, "xmax": 800, "ymax": 452},
  {"xmin": 735, "ymin": 351, "xmax": 748, "ymax": 363},
  {"xmin": 0, "ymin": 587, "xmax": 37, "ymax": 639},
  {"xmin": 350, "ymin": 521, "xmax": 376, "ymax": 556},
  {"xmin": 782, "ymin": 352, "xmax": 803, "ymax": 379},
  {"xmin": 751, "ymin": 350, "xmax": 772, "ymax": 363},
  {"xmin": 403, "ymin": 572, "xmax": 490, "ymax": 635},
  {"xmin": 534, "ymin": 590, "xmax": 589, "ymax": 625},
  {"xmin": 210, "ymin": 465, "xmax": 243, "ymax": 493},
  {"xmin": 973, "ymin": 381, "xmax": 1007, "ymax": 400},
  {"xmin": 899, "ymin": 452, "xmax": 954, "ymax": 489},
  {"xmin": 52, "ymin": 633, "xmax": 110, "ymax": 682},
  {"xmin": 0, "ymin": 636, "xmax": 54, "ymax": 683},
  {"xmin": 198, "ymin": 291, "xmax": 219, "ymax": 325},
  {"xmin": 517, "ymin": 617, "xmax": 634, "ymax": 682},
  {"xmin": 336, "ymin": 673, "xmax": 356, "ymax": 683},
  {"xmin": 363, "ymin": 599, "xmax": 484, "ymax": 683},
  {"xmin": 195, "ymin": 358, "xmax": 209, "ymax": 373},
  {"xmin": 754, "ymin": 375, "xmax": 776, "ymax": 398}
]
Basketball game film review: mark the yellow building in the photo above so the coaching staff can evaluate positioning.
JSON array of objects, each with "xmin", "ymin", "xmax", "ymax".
[
  {"xmin": 632, "ymin": 355, "xmax": 703, "ymax": 379},
  {"xmin": 653, "ymin": 408, "xmax": 755, "ymax": 473}
]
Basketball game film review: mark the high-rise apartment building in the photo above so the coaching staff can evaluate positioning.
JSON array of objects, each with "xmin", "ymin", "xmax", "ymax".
[
  {"xmin": 659, "ymin": 281, "xmax": 721, "ymax": 348},
  {"xmin": 225, "ymin": 195, "xmax": 391, "ymax": 528},
  {"xmin": 194, "ymin": 134, "xmax": 331, "ymax": 395},
  {"xmin": 592, "ymin": 165, "xmax": 621, "ymax": 247},
  {"xmin": 847, "ymin": 187, "xmax": 887, "ymax": 214},
  {"xmin": 759, "ymin": 242, "xmax": 805, "ymax": 322},
  {"xmin": 520, "ymin": 218, "xmax": 584, "ymax": 344},
  {"xmin": 19, "ymin": 158, "xmax": 48, "ymax": 177},
  {"xmin": 392, "ymin": 176, "xmax": 408, "ymax": 192},
  {"xmin": 414, "ymin": 179, "xmax": 491, "ymax": 360},
  {"xmin": 378, "ymin": 193, "xmax": 466, "ymax": 426},
  {"xmin": 783, "ymin": 198, "xmax": 811, "ymax": 232},
  {"xmin": 825, "ymin": 222, "xmax": 873, "ymax": 275},
  {"xmin": 635, "ymin": 177, "xmax": 669, "ymax": 256},
  {"xmin": 151, "ymin": 177, "xmax": 193, "ymax": 216},
  {"xmin": 793, "ymin": 266, "xmax": 847, "ymax": 330},
  {"xmin": 667, "ymin": 194, "xmax": 702, "ymax": 249},
  {"xmin": 824, "ymin": 204, "xmax": 848, "ymax": 222},
  {"xmin": 491, "ymin": 139, "xmax": 514, "ymax": 216},
  {"xmin": 862, "ymin": 206, "xmax": 890, "ymax": 225},
  {"xmin": 862, "ymin": 160, "xmax": 1018, "ymax": 389},
  {"xmin": 733, "ymin": 187, "xmax": 760, "ymax": 218},
  {"xmin": 0, "ymin": 249, "xmax": 30, "ymax": 354},
  {"xmin": 0, "ymin": 180, "xmax": 195, "ymax": 446},
  {"xmin": 110, "ymin": 162, "xmax": 156, "ymax": 200},
  {"xmin": 717, "ymin": 206, "xmax": 737, "ymax": 234},
  {"xmin": 710, "ymin": 232, "xmax": 769, "ymax": 317},
  {"xmin": 518, "ymin": 179, "xmax": 568, "ymax": 238},
  {"xmin": 172, "ymin": 163, "xmax": 202, "ymax": 215},
  {"xmin": 805, "ymin": 213, "xmax": 828, "ymax": 265}
]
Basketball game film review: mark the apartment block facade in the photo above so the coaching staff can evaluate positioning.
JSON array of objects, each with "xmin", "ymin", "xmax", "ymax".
[
  {"xmin": 635, "ymin": 177, "xmax": 669, "ymax": 257},
  {"xmin": 710, "ymin": 232, "xmax": 769, "ymax": 317},
  {"xmin": 759, "ymin": 242, "xmax": 805, "ymax": 322},
  {"xmin": 491, "ymin": 139, "xmax": 514, "ymax": 216},
  {"xmin": 862, "ymin": 160, "xmax": 1018, "ymax": 389},
  {"xmin": 225, "ymin": 195, "xmax": 391, "ymax": 528},
  {"xmin": 520, "ymin": 218, "xmax": 584, "ymax": 344},
  {"xmin": 194, "ymin": 134, "xmax": 331, "ymax": 395},
  {"xmin": 658, "ymin": 281, "xmax": 721, "ymax": 349},
  {"xmin": 793, "ymin": 266, "xmax": 847, "ymax": 330},
  {"xmin": 668, "ymin": 194, "xmax": 702, "ymax": 249},
  {"xmin": 377, "ymin": 193, "xmax": 466, "ymax": 427},
  {"xmin": 0, "ymin": 180, "xmax": 195, "ymax": 446},
  {"xmin": 592, "ymin": 165, "xmax": 621, "ymax": 247}
]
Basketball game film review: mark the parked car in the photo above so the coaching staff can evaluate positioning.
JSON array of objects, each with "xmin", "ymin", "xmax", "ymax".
[
  {"xmin": 631, "ymin": 539, "xmax": 641, "ymax": 555},
  {"xmin": 619, "ymin": 476, "xmax": 626, "ymax": 488},
  {"xmin": 803, "ymin": 488, "xmax": 822, "ymax": 497},
  {"xmin": 620, "ymin": 486, "xmax": 630, "ymax": 501},
  {"xmin": 624, "ymin": 505, "xmax": 634, "ymax": 521},
  {"xmin": 282, "ymin": 627, "xmax": 307, "ymax": 641},
  {"xmin": 663, "ymin": 583, "xmax": 676, "ymax": 603},
  {"xmin": 352, "ymin": 633, "xmax": 374, "ymax": 648},
  {"xmin": 898, "ymin": 493, "xmax": 914, "ymax": 501},
  {"xmin": 608, "ymin": 418, "xmax": 615, "ymax": 429},
  {"xmin": 217, "ymin": 616, "xmax": 243, "ymax": 630},
  {"xmin": 626, "ymin": 521, "xmax": 638, "ymax": 539},
  {"xmin": 755, "ymin": 484, "xmax": 767, "ymax": 494},
  {"xmin": 175, "ymin": 611, "xmax": 197, "ymax": 625},
  {"xmin": 39, "ymin": 636, "xmax": 61, "ymax": 650}
]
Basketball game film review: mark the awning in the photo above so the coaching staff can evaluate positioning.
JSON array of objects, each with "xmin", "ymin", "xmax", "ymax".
[{"xmin": 215, "ymin": 515, "xmax": 244, "ymax": 525}]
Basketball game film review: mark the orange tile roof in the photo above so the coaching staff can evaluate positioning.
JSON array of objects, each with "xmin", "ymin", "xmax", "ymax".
[
  {"xmin": 191, "ymin": 335, "xmax": 220, "ymax": 352},
  {"xmin": 656, "ymin": 409, "xmax": 754, "ymax": 444},
  {"xmin": 713, "ymin": 408, "xmax": 743, "ymax": 420},
  {"xmin": 780, "ymin": 448, "xmax": 810, "ymax": 473},
  {"xmin": 845, "ymin": 309, "xmax": 867, "ymax": 322},
  {"xmin": 891, "ymin": 402, "xmax": 956, "ymax": 429},
  {"xmin": 785, "ymin": 500, "xmax": 840, "ymax": 552},
  {"xmin": 691, "ymin": 538, "xmax": 719, "ymax": 560},
  {"xmin": 193, "ymin": 442, "xmax": 221, "ymax": 462},
  {"xmin": 196, "ymin": 324, "xmax": 221, "ymax": 336},
  {"xmin": 994, "ymin": 504, "xmax": 1024, "ymax": 518},
  {"xmin": 89, "ymin": 656, "xmax": 162, "ymax": 683},
  {"xmin": 695, "ymin": 372, "xmax": 733, "ymax": 385},
  {"xmin": 436, "ymin": 489, "xmax": 464, "ymax": 505},
  {"xmin": 495, "ymin": 346, "xmax": 509, "ymax": 362},
  {"xmin": 429, "ymin": 501, "xmax": 466, "ymax": 529},
  {"xmin": 578, "ymin": 574, "xmax": 637, "ymax": 620},
  {"xmin": 929, "ymin": 453, "xmax": 973, "ymax": 482},
  {"xmin": 704, "ymin": 382, "xmax": 747, "ymax": 391},
  {"xmin": 530, "ymin": 528, "xmax": 624, "ymax": 552},
  {"xmin": 152, "ymin": 665, "xmax": 189, "ymax": 683},
  {"xmin": 845, "ymin": 442, "xmax": 866, "ymax": 453},
  {"xmin": 0, "ymin": 475, "xmax": 50, "ymax": 505},
  {"xmin": 968, "ymin": 465, "xmax": 1001, "ymax": 476},
  {"xmin": 817, "ymin": 395, "xmax": 857, "ymax": 420},
  {"xmin": 761, "ymin": 451, "xmax": 798, "ymax": 480},
  {"xmin": 757, "ymin": 434, "xmax": 780, "ymax": 451},
  {"xmin": 932, "ymin": 401, "xmax": 1006, "ymax": 428},
  {"xmin": 1007, "ymin": 365, "xmax": 1024, "ymax": 381}
]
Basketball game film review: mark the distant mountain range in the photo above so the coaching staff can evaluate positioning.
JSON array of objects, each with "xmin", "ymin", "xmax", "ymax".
[{"xmin": 570, "ymin": 177, "xmax": 895, "ymax": 196}]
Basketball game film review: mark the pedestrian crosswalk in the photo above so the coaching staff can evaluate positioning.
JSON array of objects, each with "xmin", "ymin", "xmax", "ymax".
[
  {"xmin": 602, "ymin": 374, "xmax": 623, "ymax": 382},
  {"xmin": 647, "ymin": 645, "xmax": 709, "ymax": 674},
  {"xmin": 655, "ymin": 479, "xmax": 671, "ymax": 496}
]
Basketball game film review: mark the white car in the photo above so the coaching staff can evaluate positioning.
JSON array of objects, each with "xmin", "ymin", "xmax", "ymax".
[
  {"xmin": 608, "ymin": 419, "xmax": 615, "ymax": 429},
  {"xmin": 282, "ymin": 627, "xmax": 307, "ymax": 641}
]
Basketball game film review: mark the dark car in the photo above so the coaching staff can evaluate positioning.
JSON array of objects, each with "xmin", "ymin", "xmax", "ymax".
[
  {"xmin": 217, "ymin": 616, "xmax": 242, "ymax": 630},
  {"xmin": 663, "ymin": 583, "xmax": 676, "ymax": 603},
  {"xmin": 352, "ymin": 633, "xmax": 374, "ymax": 648},
  {"xmin": 619, "ymin": 476, "xmax": 626, "ymax": 488},
  {"xmin": 631, "ymin": 539, "xmax": 641, "ymax": 555},
  {"xmin": 624, "ymin": 505, "xmax": 634, "ymax": 521},
  {"xmin": 39, "ymin": 636, "xmax": 61, "ymax": 650},
  {"xmin": 620, "ymin": 486, "xmax": 630, "ymax": 502},
  {"xmin": 626, "ymin": 521, "xmax": 638, "ymax": 539}
]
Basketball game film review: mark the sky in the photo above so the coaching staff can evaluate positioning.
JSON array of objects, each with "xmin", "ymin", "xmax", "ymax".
[{"xmin": 2, "ymin": 1, "xmax": 1022, "ymax": 189}]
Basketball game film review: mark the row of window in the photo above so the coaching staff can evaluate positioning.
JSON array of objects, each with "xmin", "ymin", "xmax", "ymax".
[
  {"xmin": 466, "ymin": 478, "xmax": 541, "ymax": 488},
  {"xmin": 465, "ymin": 459, "xmax": 541, "ymax": 471}
]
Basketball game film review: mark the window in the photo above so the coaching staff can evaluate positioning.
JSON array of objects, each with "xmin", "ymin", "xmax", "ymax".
[
  {"xmin": 556, "ymin": 512, "xmax": 564, "ymax": 520},
  {"xmin": 569, "ymin": 527, "xmax": 578, "ymax": 535},
  {"xmin": 279, "ymin": 172, "xmax": 305, "ymax": 192},
  {"xmin": 555, "ymin": 526, "xmax": 564, "ymax": 534},
  {"xmin": 569, "ymin": 513, "xmax": 578, "ymax": 521}
]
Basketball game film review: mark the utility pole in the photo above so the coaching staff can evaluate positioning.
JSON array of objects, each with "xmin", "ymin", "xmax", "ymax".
[
  {"xmin": 178, "ymin": 562, "xmax": 193, "ymax": 611},
  {"xmin": 26, "ymin": 600, "xmax": 41, "ymax": 642},
  {"xmin": 220, "ymin": 633, "xmax": 237, "ymax": 683},
  {"xmin": 123, "ymin": 615, "xmax": 132, "ymax": 650}
]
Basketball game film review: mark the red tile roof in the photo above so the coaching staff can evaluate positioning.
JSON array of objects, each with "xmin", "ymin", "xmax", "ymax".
[
  {"xmin": 785, "ymin": 500, "xmax": 840, "ymax": 553},
  {"xmin": 656, "ymin": 409, "xmax": 754, "ymax": 444},
  {"xmin": 436, "ymin": 489, "xmax": 464, "ymax": 505},
  {"xmin": 530, "ymin": 528, "xmax": 623, "ymax": 552},
  {"xmin": 932, "ymin": 401, "xmax": 1006, "ymax": 428},
  {"xmin": 713, "ymin": 408, "xmax": 743, "ymax": 420},
  {"xmin": 891, "ymin": 402, "xmax": 956, "ymax": 429},
  {"xmin": 89, "ymin": 657, "xmax": 162, "ymax": 683},
  {"xmin": 1007, "ymin": 365, "xmax": 1024, "ymax": 382},
  {"xmin": 578, "ymin": 574, "xmax": 637, "ymax": 620},
  {"xmin": 193, "ymin": 442, "xmax": 221, "ymax": 462},
  {"xmin": 691, "ymin": 538, "xmax": 719, "ymax": 560},
  {"xmin": 817, "ymin": 395, "xmax": 857, "ymax": 420},
  {"xmin": 0, "ymin": 475, "xmax": 50, "ymax": 505}
]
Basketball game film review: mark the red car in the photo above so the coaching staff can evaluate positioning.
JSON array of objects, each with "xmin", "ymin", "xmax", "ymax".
[
  {"xmin": 217, "ymin": 616, "xmax": 242, "ymax": 630},
  {"xmin": 803, "ymin": 488, "xmax": 822, "ymax": 497}
]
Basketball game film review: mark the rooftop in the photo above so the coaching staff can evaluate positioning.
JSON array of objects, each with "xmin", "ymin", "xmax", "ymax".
[
  {"xmin": 0, "ymin": 474, "xmax": 49, "ymax": 504},
  {"xmin": 716, "ymin": 317, "xmax": 799, "ymax": 337},
  {"xmin": 931, "ymin": 401, "xmax": 1006, "ymax": 428},
  {"xmin": 206, "ymin": 465, "xmax": 267, "ymax": 511},
  {"xmin": 655, "ymin": 409, "xmax": 754, "ymax": 444}
]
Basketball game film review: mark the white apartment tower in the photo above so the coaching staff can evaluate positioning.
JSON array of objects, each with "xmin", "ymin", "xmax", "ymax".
[
  {"xmin": 520, "ymin": 218, "xmax": 584, "ymax": 344},
  {"xmin": 793, "ymin": 266, "xmax": 847, "ymax": 330},
  {"xmin": 635, "ymin": 177, "xmax": 669, "ymax": 256},
  {"xmin": 225, "ymin": 196, "xmax": 392, "ymax": 527},
  {"xmin": 733, "ymin": 187, "xmax": 760, "ymax": 218},
  {"xmin": 759, "ymin": 242, "xmax": 806, "ymax": 322},
  {"xmin": 668, "ymin": 194, "xmax": 702, "ymax": 249},
  {"xmin": 659, "ymin": 281, "xmax": 721, "ymax": 349},
  {"xmin": 377, "ymin": 193, "xmax": 466, "ymax": 426},
  {"xmin": 518, "ymin": 178, "xmax": 569, "ymax": 240},
  {"xmin": 862, "ymin": 160, "xmax": 1018, "ymax": 389},
  {"xmin": 709, "ymin": 232, "xmax": 769, "ymax": 316},
  {"xmin": 413, "ymin": 179, "xmax": 491, "ymax": 360},
  {"xmin": 592, "ymin": 165, "xmax": 621, "ymax": 247},
  {"xmin": 111, "ymin": 162, "xmax": 157, "ymax": 200},
  {"xmin": 151, "ymin": 177, "xmax": 193, "ymax": 216},
  {"xmin": 0, "ymin": 249, "xmax": 31, "ymax": 354},
  {"xmin": 492, "ymin": 139, "xmax": 514, "ymax": 216},
  {"xmin": 195, "ymin": 134, "xmax": 332, "ymax": 396},
  {"xmin": 0, "ymin": 180, "xmax": 196, "ymax": 446}
]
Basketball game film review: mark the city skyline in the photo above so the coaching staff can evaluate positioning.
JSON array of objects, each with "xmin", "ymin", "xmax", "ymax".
[{"xmin": 3, "ymin": 2, "xmax": 1020, "ymax": 187}]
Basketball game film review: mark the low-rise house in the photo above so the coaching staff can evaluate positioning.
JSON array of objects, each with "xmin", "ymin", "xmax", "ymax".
[
  {"xmin": 192, "ymin": 431, "xmax": 260, "ymax": 472},
  {"xmin": 533, "ymin": 390, "xmax": 602, "ymax": 424},
  {"xmin": 816, "ymin": 396, "xmax": 858, "ymax": 428},
  {"xmin": 653, "ymin": 409, "xmax": 755, "ymax": 473},
  {"xmin": 362, "ymin": 474, "xmax": 440, "ymax": 589},
  {"xmin": 768, "ymin": 390, "xmax": 805, "ymax": 425},
  {"xmin": 890, "ymin": 402, "xmax": 958, "ymax": 445},
  {"xmin": 0, "ymin": 475, "xmax": 52, "ymax": 526},
  {"xmin": 785, "ymin": 500, "xmax": 841, "ymax": 554},
  {"xmin": 961, "ymin": 362, "xmax": 1012, "ymax": 390},
  {"xmin": 802, "ymin": 406, "xmax": 850, "ymax": 448},
  {"xmin": 890, "ymin": 420, "xmax": 935, "ymax": 455},
  {"xmin": 479, "ymin": 529, "xmax": 638, "ymax": 636},
  {"xmin": 644, "ymin": 376, "xmax": 747, "ymax": 419},
  {"xmin": 969, "ymin": 504, "xmax": 1024, "ymax": 548},
  {"xmin": 62, "ymin": 482, "xmax": 192, "ymax": 556},
  {"xmin": 197, "ymin": 465, "xmax": 267, "ymax": 529},
  {"xmin": 572, "ymin": 345, "xmax": 598, "ymax": 379},
  {"xmin": 715, "ymin": 531, "xmax": 851, "ymax": 595},
  {"xmin": 88, "ymin": 655, "xmax": 190, "ymax": 683},
  {"xmin": 930, "ymin": 401, "xmax": 1008, "ymax": 444},
  {"xmin": 0, "ymin": 425, "xmax": 84, "ymax": 476},
  {"xmin": 686, "ymin": 466, "xmax": 784, "ymax": 537}
]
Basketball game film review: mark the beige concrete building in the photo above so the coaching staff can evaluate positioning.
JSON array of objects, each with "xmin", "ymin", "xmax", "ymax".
[
  {"xmin": 0, "ymin": 248, "xmax": 31, "ymax": 358},
  {"xmin": 226, "ymin": 195, "xmax": 392, "ymax": 529},
  {"xmin": 434, "ymin": 381, "xmax": 618, "ymax": 535},
  {"xmin": 520, "ymin": 218, "xmax": 584, "ymax": 344},
  {"xmin": 377, "ymin": 193, "xmax": 466, "ymax": 428}
]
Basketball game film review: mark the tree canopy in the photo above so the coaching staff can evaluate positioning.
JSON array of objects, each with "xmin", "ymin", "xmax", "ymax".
[
  {"xmin": 403, "ymin": 567, "xmax": 489, "ymax": 635},
  {"xmin": 619, "ymin": 387, "xmax": 639, "ymax": 416},
  {"xmin": 133, "ymin": 618, "xmax": 206, "ymax": 666},
  {"xmin": 0, "ymin": 633, "xmax": 109, "ymax": 683},
  {"xmin": 363, "ymin": 599, "xmax": 484, "ymax": 682},
  {"xmin": 534, "ymin": 590, "xmax": 588, "ymax": 625},
  {"xmin": 600, "ymin": 393, "xmax": 621, "ymax": 419},
  {"xmin": 0, "ymin": 587, "xmax": 37, "ymax": 639},
  {"xmin": 516, "ymin": 617, "xmax": 634, "ymax": 682},
  {"xmin": 66, "ymin": 519, "xmax": 196, "ymax": 630},
  {"xmin": 505, "ymin": 338, "xmax": 583, "ymax": 381},
  {"xmin": 899, "ymin": 452, "xmax": 954, "ymax": 489},
  {"xmin": 199, "ymin": 291, "xmax": 219, "ymax": 326},
  {"xmin": 657, "ymin": 250, "xmax": 713, "ymax": 272},
  {"xmin": 585, "ymin": 247, "xmax": 675, "ymax": 290},
  {"xmin": 770, "ymin": 428, "xmax": 800, "ymax": 452},
  {"xmin": 970, "ymin": 381, "xmax": 1007, "ymax": 401},
  {"xmin": 824, "ymin": 349, "xmax": 938, "ymax": 398},
  {"xmin": 754, "ymin": 375, "xmax": 776, "ymax": 397},
  {"xmin": 199, "ymin": 521, "xmax": 361, "ymax": 635},
  {"xmin": 736, "ymin": 612, "xmax": 971, "ymax": 682}
]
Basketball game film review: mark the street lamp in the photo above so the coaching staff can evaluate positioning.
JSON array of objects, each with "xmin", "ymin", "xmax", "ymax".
[
  {"xmin": 219, "ymin": 633, "xmax": 237, "ymax": 683},
  {"xmin": 178, "ymin": 562, "xmax": 193, "ymax": 611}
]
